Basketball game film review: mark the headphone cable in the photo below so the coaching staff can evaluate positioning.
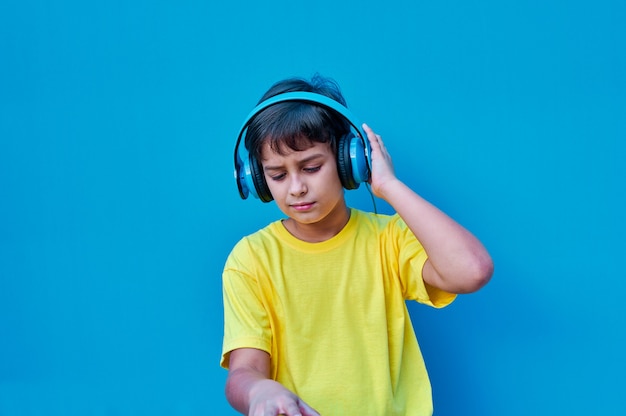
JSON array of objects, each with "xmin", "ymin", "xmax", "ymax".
[{"xmin": 365, "ymin": 183, "xmax": 378, "ymax": 215}]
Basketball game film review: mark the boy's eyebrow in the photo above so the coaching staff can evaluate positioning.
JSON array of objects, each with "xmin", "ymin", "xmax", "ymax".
[{"xmin": 263, "ymin": 153, "xmax": 326, "ymax": 171}]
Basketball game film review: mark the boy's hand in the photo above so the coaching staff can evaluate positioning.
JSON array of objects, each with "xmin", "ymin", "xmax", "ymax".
[
  {"xmin": 362, "ymin": 123, "xmax": 399, "ymax": 200},
  {"xmin": 248, "ymin": 379, "xmax": 320, "ymax": 416}
]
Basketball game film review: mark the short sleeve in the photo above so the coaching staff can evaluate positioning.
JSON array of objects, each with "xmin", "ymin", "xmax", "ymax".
[
  {"xmin": 221, "ymin": 240, "xmax": 272, "ymax": 369},
  {"xmin": 389, "ymin": 215, "xmax": 457, "ymax": 308}
]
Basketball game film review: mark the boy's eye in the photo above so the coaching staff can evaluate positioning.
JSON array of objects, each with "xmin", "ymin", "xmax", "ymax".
[
  {"xmin": 304, "ymin": 166, "xmax": 321, "ymax": 173},
  {"xmin": 269, "ymin": 173, "xmax": 286, "ymax": 181}
]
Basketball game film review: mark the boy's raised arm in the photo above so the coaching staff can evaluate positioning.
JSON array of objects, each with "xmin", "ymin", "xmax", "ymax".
[
  {"xmin": 363, "ymin": 123, "xmax": 494, "ymax": 294},
  {"xmin": 226, "ymin": 348, "xmax": 320, "ymax": 416}
]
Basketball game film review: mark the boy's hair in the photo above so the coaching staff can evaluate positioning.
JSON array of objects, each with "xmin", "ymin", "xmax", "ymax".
[{"xmin": 244, "ymin": 74, "xmax": 351, "ymax": 161}]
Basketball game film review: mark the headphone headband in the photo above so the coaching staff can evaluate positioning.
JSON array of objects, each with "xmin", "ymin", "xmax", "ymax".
[{"xmin": 234, "ymin": 91, "xmax": 371, "ymax": 200}]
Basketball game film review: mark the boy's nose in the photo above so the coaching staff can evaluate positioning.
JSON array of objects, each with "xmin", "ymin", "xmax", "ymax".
[{"xmin": 289, "ymin": 175, "xmax": 307, "ymax": 196}]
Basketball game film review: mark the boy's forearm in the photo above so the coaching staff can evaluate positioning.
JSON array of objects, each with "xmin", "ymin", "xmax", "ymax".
[
  {"xmin": 226, "ymin": 367, "xmax": 266, "ymax": 414},
  {"xmin": 226, "ymin": 368, "xmax": 316, "ymax": 416},
  {"xmin": 380, "ymin": 178, "xmax": 493, "ymax": 293}
]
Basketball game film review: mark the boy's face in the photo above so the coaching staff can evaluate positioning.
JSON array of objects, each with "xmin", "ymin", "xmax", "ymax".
[{"xmin": 261, "ymin": 139, "xmax": 347, "ymax": 228}]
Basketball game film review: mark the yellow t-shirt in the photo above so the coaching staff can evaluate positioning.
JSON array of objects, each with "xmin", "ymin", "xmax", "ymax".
[{"xmin": 221, "ymin": 208, "xmax": 456, "ymax": 415}]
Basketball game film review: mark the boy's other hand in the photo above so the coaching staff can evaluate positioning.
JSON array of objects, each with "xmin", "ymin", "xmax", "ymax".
[
  {"xmin": 362, "ymin": 123, "xmax": 399, "ymax": 200},
  {"xmin": 248, "ymin": 378, "xmax": 320, "ymax": 416}
]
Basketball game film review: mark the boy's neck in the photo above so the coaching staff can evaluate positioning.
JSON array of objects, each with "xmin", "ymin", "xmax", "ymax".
[{"xmin": 282, "ymin": 204, "xmax": 351, "ymax": 243}]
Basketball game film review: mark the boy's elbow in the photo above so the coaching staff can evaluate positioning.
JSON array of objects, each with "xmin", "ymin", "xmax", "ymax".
[{"xmin": 462, "ymin": 255, "xmax": 494, "ymax": 293}]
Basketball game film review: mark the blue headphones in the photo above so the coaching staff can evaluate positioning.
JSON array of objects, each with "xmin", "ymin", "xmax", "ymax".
[{"xmin": 234, "ymin": 91, "xmax": 371, "ymax": 202}]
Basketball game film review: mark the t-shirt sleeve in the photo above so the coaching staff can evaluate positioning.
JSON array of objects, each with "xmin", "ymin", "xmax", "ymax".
[
  {"xmin": 221, "ymin": 239, "xmax": 272, "ymax": 369},
  {"xmin": 390, "ymin": 215, "xmax": 457, "ymax": 308}
]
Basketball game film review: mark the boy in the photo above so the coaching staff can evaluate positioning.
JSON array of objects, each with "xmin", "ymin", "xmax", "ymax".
[{"xmin": 221, "ymin": 74, "xmax": 493, "ymax": 415}]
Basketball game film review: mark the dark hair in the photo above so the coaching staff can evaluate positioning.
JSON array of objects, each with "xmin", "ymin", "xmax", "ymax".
[{"xmin": 244, "ymin": 74, "xmax": 350, "ymax": 161}]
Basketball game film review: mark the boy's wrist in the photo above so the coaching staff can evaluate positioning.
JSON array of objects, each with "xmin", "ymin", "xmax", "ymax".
[{"xmin": 376, "ymin": 178, "xmax": 407, "ymax": 202}]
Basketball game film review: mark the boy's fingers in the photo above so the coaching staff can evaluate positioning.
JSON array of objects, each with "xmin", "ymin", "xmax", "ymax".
[
  {"xmin": 279, "ymin": 402, "xmax": 304, "ymax": 415},
  {"xmin": 362, "ymin": 123, "xmax": 380, "ymax": 147},
  {"xmin": 298, "ymin": 400, "xmax": 320, "ymax": 416}
]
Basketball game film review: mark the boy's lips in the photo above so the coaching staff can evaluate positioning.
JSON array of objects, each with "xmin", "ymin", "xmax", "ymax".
[{"xmin": 290, "ymin": 202, "xmax": 315, "ymax": 211}]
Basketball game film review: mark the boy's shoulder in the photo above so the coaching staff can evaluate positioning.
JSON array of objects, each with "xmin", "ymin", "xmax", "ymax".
[
  {"xmin": 351, "ymin": 208, "xmax": 404, "ymax": 231},
  {"xmin": 233, "ymin": 219, "xmax": 281, "ymax": 247}
]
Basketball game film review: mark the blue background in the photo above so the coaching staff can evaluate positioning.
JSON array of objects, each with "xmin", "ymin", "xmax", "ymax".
[{"xmin": 1, "ymin": 0, "xmax": 624, "ymax": 414}]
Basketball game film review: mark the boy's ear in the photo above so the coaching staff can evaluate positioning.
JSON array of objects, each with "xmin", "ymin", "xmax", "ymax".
[
  {"xmin": 235, "ymin": 144, "xmax": 273, "ymax": 203},
  {"xmin": 336, "ymin": 132, "xmax": 370, "ymax": 190},
  {"xmin": 250, "ymin": 156, "xmax": 273, "ymax": 203},
  {"xmin": 337, "ymin": 133, "xmax": 357, "ymax": 190}
]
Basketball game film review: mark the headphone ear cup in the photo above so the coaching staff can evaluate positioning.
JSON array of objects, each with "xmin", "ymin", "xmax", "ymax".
[
  {"xmin": 337, "ymin": 134, "xmax": 358, "ymax": 190},
  {"xmin": 249, "ymin": 155, "xmax": 273, "ymax": 202}
]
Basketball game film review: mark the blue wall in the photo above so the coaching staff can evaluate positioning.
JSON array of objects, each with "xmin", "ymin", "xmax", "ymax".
[{"xmin": 1, "ymin": 1, "xmax": 624, "ymax": 414}]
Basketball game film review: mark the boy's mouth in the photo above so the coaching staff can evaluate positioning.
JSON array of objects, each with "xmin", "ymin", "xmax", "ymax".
[{"xmin": 291, "ymin": 202, "xmax": 315, "ymax": 211}]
